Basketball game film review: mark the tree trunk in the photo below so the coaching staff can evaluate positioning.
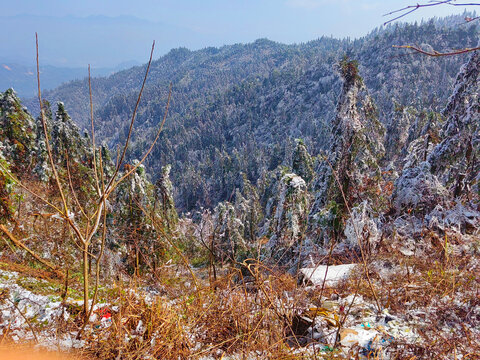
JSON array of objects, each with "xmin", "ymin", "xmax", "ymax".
[{"xmin": 83, "ymin": 244, "xmax": 89, "ymax": 321}]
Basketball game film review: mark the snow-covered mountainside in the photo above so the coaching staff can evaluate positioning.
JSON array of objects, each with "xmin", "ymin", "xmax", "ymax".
[
  {"xmin": 22, "ymin": 16, "xmax": 479, "ymax": 213},
  {"xmin": 0, "ymin": 14, "xmax": 479, "ymax": 360}
]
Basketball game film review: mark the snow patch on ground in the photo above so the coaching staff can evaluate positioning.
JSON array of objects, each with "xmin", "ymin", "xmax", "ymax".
[{"xmin": 300, "ymin": 264, "xmax": 357, "ymax": 286}]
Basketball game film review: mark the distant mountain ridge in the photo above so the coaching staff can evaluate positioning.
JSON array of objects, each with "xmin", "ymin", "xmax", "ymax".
[
  {"xmin": 0, "ymin": 14, "xmax": 210, "ymax": 68},
  {"xmin": 0, "ymin": 62, "xmax": 141, "ymax": 98}
]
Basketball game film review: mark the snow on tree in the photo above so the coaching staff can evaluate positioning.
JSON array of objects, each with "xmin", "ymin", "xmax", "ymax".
[
  {"xmin": 0, "ymin": 89, "xmax": 37, "ymax": 171},
  {"xmin": 155, "ymin": 164, "xmax": 178, "ymax": 231},
  {"xmin": 292, "ymin": 138, "xmax": 314, "ymax": 184},
  {"xmin": 428, "ymin": 50, "xmax": 480, "ymax": 198},
  {"xmin": 234, "ymin": 174, "xmax": 262, "ymax": 244},
  {"xmin": 212, "ymin": 201, "xmax": 245, "ymax": 262},
  {"xmin": 308, "ymin": 57, "xmax": 385, "ymax": 248},
  {"xmin": 0, "ymin": 89, "xmax": 37, "ymax": 223},
  {"xmin": 261, "ymin": 171, "xmax": 309, "ymax": 263}
]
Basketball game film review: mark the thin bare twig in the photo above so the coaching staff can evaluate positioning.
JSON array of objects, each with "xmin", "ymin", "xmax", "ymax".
[
  {"xmin": 65, "ymin": 151, "xmax": 89, "ymax": 220},
  {"xmin": 393, "ymin": 44, "xmax": 480, "ymax": 56},
  {"xmin": 463, "ymin": 15, "xmax": 480, "ymax": 22},
  {"xmin": 107, "ymin": 83, "xmax": 172, "ymax": 196},
  {"xmin": 88, "ymin": 148, "xmax": 107, "ymax": 318},
  {"xmin": 0, "ymin": 224, "xmax": 64, "ymax": 278},
  {"xmin": 384, "ymin": 1, "xmax": 480, "ymax": 25},
  {"xmin": 104, "ymin": 41, "xmax": 156, "ymax": 194},
  {"xmin": 3, "ymin": 296, "xmax": 39, "ymax": 343},
  {"xmin": 77, "ymin": 152, "xmax": 108, "ymax": 339},
  {"xmin": 88, "ymin": 65, "xmax": 101, "ymax": 196},
  {"xmin": 36, "ymin": 33, "xmax": 69, "ymax": 217}
]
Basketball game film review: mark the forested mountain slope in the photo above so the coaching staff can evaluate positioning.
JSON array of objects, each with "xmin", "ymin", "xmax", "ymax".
[
  {"xmin": 25, "ymin": 15, "xmax": 479, "ymax": 211},
  {"xmin": 1, "ymin": 15, "xmax": 479, "ymax": 358}
]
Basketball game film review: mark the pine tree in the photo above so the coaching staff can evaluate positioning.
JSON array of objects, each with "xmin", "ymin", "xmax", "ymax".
[
  {"xmin": 292, "ymin": 138, "xmax": 314, "ymax": 184},
  {"xmin": 309, "ymin": 57, "xmax": 385, "ymax": 246}
]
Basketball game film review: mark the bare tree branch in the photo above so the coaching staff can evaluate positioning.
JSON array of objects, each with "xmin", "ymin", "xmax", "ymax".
[
  {"xmin": 105, "ymin": 41, "xmax": 155, "ymax": 193},
  {"xmin": 36, "ymin": 33, "xmax": 69, "ymax": 217},
  {"xmin": 65, "ymin": 151, "xmax": 89, "ymax": 221},
  {"xmin": 28, "ymin": 34, "xmax": 163, "ymax": 329},
  {"xmin": 384, "ymin": 1, "xmax": 480, "ymax": 25},
  {"xmin": 0, "ymin": 224, "xmax": 64, "ymax": 277},
  {"xmin": 108, "ymin": 83, "xmax": 172, "ymax": 196},
  {"xmin": 3, "ymin": 295, "xmax": 39, "ymax": 343},
  {"xmin": 393, "ymin": 44, "xmax": 480, "ymax": 56},
  {"xmin": 88, "ymin": 65, "xmax": 101, "ymax": 197},
  {"xmin": 385, "ymin": 1, "xmax": 480, "ymax": 57}
]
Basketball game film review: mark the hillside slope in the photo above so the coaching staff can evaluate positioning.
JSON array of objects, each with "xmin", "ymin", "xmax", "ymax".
[{"xmin": 25, "ymin": 16, "xmax": 479, "ymax": 212}]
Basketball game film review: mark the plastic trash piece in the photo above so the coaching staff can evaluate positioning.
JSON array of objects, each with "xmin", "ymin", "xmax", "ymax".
[
  {"xmin": 340, "ymin": 328, "xmax": 359, "ymax": 339},
  {"xmin": 306, "ymin": 307, "xmax": 339, "ymax": 327}
]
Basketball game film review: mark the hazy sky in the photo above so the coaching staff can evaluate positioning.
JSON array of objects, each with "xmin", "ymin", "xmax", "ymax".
[{"xmin": 0, "ymin": 0, "xmax": 473, "ymax": 67}]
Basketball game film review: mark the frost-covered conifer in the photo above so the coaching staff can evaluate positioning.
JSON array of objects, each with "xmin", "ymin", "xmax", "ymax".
[
  {"xmin": 155, "ymin": 164, "xmax": 178, "ymax": 230},
  {"xmin": 270, "ymin": 173, "xmax": 308, "ymax": 247},
  {"xmin": 309, "ymin": 58, "xmax": 385, "ymax": 247},
  {"xmin": 0, "ymin": 89, "xmax": 37, "ymax": 171},
  {"xmin": 234, "ymin": 175, "xmax": 262, "ymax": 244},
  {"xmin": 292, "ymin": 139, "xmax": 314, "ymax": 184},
  {"xmin": 0, "ymin": 89, "xmax": 37, "ymax": 223},
  {"xmin": 212, "ymin": 201, "xmax": 245, "ymax": 262},
  {"xmin": 33, "ymin": 100, "xmax": 52, "ymax": 181},
  {"xmin": 52, "ymin": 102, "xmax": 88, "ymax": 163},
  {"xmin": 257, "ymin": 169, "xmax": 309, "ymax": 264},
  {"xmin": 113, "ymin": 160, "xmax": 158, "ymax": 273},
  {"xmin": 428, "ymin": 51, "xmax": 480, "ymax": 197}
]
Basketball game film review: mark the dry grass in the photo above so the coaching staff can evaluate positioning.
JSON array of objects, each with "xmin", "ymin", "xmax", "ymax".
[
  {"xmin": 1, "ymin": 234, "xmax": 479, "ymax": 359},
  {"xmin": 1, "ymin": 180, "xmax": 479, "ymax": 359},
  {"xmin": 78, "ymin": 265, "xmax": 317, "ymax": 359},
  {"xmin": 82, "ymin": 290, "xmax": 191, "ymax": 359},
  {"xmin": 332, "ymin": 237, "xmax": 480, "ymax": 359}
]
